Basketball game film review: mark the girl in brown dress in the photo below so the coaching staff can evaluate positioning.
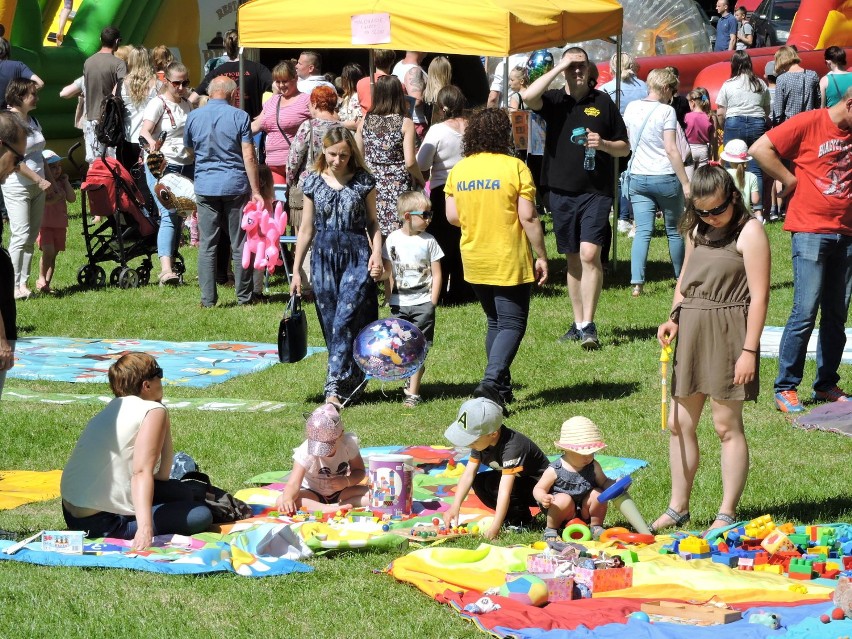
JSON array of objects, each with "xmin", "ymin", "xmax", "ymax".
[{"xmin": 652, "ymin": 164, "xmax": 770, "ymax": 535}]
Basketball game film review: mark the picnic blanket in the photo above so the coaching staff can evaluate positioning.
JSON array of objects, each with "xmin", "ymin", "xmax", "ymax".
[
  {"xmin": 2, "ymin": 387, "xmax": 292, "ymax": 412},
  {"xmin": 793, "ymin": 401, "xmax": 852, "ymax": 438},
  {"xmin": 0, "ymin": 523, "xmax": 314, "ymax": 577},
  {"xmin": 760, "ymin": 326, "xmax": 852, "ymax": 365},
  {"xmin": 388, "ymin": 531, "xmax": 845, "ymax": 639},
  {"xmin": 8, "ymin": 337, "xmax": 325, "ymax": 388},
  {"xmin": 0, "ymin": 470, "xmax": 62, "ymax": 510}
]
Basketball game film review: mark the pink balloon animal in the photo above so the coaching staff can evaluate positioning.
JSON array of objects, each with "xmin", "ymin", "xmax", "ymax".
[{"xmin": 240, "ymin": 200, "xmax": 288, "ymax": 275}]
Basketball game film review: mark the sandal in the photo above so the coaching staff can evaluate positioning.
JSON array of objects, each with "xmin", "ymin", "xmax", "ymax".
[
  {"xmin": 403, "ymin": 393, "xmax": 422, "ymax": 408},
  {"xmin": 702, "ymin": 513, "xmax": 738, "ymax": 540},
  {"xmin": 648, "ymin": 507, "xmax": 691, "ymax": 534},
  {"xmin": 159, "ymin": 271, "xmax": 180, "ymax": 287},
  {"xmin": 631, "ymin": 284, "xmax": 643, "ymax": 298}
]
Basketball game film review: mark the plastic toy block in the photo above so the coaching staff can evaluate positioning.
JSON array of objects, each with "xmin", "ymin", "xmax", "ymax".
[
  {"xmin": 680, "ymin": 536, "xmax": 711, "ymax": 554},
  {"xmin": 803, "ymin": 553, "xmax": 827, "ymax": 562},
  {"xmin": 844, "ymin": 557, "xmax": 852, "ymax": 570},
  {"xmin": 726, "ymin": 529, "xmax": 742, "ymax": 544},
  {"xmin": 828, "ymin": 562, "xmax": 841, "ymax": 572},
  {"xmin": 778, "ymin": 522, "xmax": 796, "ymax": 534},
  {"xmin": 788, "ymin": 533, "xmax": 809, "ymax": 547},
  {"xmin": 611, "ymin": 550, "xmax": 639, "ymax": 564},
  {"xmin": 813, "ymin": 562, "xmax": 827, "ymax": 574},
  {"xmin": 788, "ymin": 558, "xmax": 814, "ymax": 579},
  {"xmin": 754, "ymin": 564, "xmax": 783, "ymax": 574},
  {"xmin": 745, "ymin": 515, "xmax": 775, "ymax": 539},
  {"xmin": 810, "ymin": 546, "xmax": 830, "ymax": 558},
  {"xmin": 761, "ymin": 530, "xmax": 796, "ymax": 554},
  {"xmin": 742, "ymin": 538, "xmax": 764, "ymax": 550},
  {"xmin": 823, "ymin": 569, "xmax": 840, "ymax": 579},
  {"xmin": 713, "ymin": 554, "xmax": 740, "ymax": 568},
  {"xmin": 754, "ymin": 552, "xmax": 769, "ymax": 565},
  {"xmin": 680, "ymin": 551, "xmax": 713, "ymax": 560},
  {"xmin": 738, "ymin": 557, "xmax": 754, "ymax": 569},
  {"xmin": 716, "ymin": 541, "xmax": 730, "ymax": 553}
]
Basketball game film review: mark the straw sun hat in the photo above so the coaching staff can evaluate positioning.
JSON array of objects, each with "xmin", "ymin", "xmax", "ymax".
[
  {"xmin": 720, "ymin": 139, "xmax": 752, "ymax": 164},
  {"xmin": 554, "ymin": 416, "xmax": 606, "ymax": 453}
]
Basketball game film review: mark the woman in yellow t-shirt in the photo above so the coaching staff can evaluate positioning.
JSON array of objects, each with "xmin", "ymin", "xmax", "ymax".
[{"xmin": 445, "ymin": 108, "xmax": 548, "ymax": 409}]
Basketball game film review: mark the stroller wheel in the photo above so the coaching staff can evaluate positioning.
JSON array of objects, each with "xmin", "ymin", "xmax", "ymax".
[
  {"xmin": 109, "ymin": 267, "xmax": 123, "ymax": 287},
  {"xmin": 137, "ymin": 266, "xmax": 151, "ymax": 286},
  {"xmin": 173, "ymin": 254, "xmax": 186, "ymax": 276},
  {"xmin": 118, "ymin": 268, "xmax": 140, "ymax": 290},
  {"xmin": 77, "ymin": 264, "xmax": 106, "ymax": 288}
]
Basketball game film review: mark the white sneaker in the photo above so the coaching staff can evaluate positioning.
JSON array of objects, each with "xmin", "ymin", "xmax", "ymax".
[
  {"xmin": 617, "ymin": 219, "xmax": 632, "ymax": 233},
  {"xmin": 627, "ymin": 225, "xmax": 636, "ymax": 238}
]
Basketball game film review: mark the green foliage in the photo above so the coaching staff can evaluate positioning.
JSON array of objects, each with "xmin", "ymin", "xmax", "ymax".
[{"xmin": 1, "ymin": 201, "xmax": 850, "ymax": 638}]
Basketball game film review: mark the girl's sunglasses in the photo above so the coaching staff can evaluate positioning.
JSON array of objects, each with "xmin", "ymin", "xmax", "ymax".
[
  {"xmin": 694, "ymin": 194, "xmax": 732, "ymax": 217},
  {"xmin": 149, "ymin": 366, "xmax": 164, "ymax": 379}
]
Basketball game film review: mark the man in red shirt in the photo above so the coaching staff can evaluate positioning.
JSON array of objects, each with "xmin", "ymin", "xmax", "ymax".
[
  {"xmin": 356, "ymin": 49, "xmax": 395, "ymax": 113},
  {"xmin": 750, "ymin": 86, "xmax": 852, "ymax": 413}
]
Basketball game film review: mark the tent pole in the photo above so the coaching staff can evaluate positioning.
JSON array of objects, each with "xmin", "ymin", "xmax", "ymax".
[
  {"xmin": 503, "ymin": 55, "xmax": 509, "ymax": 108},
  {"xmin": 239, "ymin": 47, "xmax": 246, "ymax": 114},
  {"xmin": 611, "ymin": 35, "xmax": 623, "ymax": 273}
]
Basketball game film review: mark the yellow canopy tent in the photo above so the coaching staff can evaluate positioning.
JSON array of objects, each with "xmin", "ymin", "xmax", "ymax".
[{"xmin": 237, "ymin": 0, "xmax": 623, "ymax": 55}]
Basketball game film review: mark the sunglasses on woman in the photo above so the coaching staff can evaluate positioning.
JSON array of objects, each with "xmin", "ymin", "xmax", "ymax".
[
  {"xmin": 694, "ymin": 194, "xmax": 732, "ymax": 217},
  {"xmin": 169, "ymin": 80, "xmax": 191, "ymax": 89},
  {"xmin": 0, "ymin": 139, "xmax": 24, "ymax": 167},
  {"xmin": 410, "ymin": 210, "xmax": 433, "ymax": 220},
  {"xmin": 149, "ymin": 366, "xmax": 164, "ymax": 379}
]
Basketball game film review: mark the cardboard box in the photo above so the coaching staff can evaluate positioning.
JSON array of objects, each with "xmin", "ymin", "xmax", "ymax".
[
  {"xmin": 42, "ymin": 531, "xmax": 83, "ymax": 554},
  {"xmin": 640, "ymin": 601, "xmax": 742, "ymax": 625},
  {"xmin": 573, "ymin": 565, "xmax": 633, "ymax": 593}
]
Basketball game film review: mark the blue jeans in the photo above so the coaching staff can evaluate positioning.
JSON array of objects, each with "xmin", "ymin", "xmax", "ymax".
[
  {"xmin": 628, "ymin": 174, "xmax": 685, "ymax": 285},
  {"xmin": 145, "ymin": 160, "xmax": 194, "ymax": 258},
  {"xmin": 62, "ymin": 480, "xmax": 213, "ymax": 539},
  {"xmin": 775, "ymin": 232, "xmax": 852, "ymax": 392},
  {"xmin": 471, "ymin": 283, "xmax": 531, "ymax": 397},
  {"xmin": 723, "ymin": 116, "xmax": 766, "ymax": 199}
]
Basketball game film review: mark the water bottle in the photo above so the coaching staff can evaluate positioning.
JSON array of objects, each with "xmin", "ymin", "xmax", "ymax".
[{"xmin": 584, "ymin": 147, "xmax": 596, "ymax": 171}]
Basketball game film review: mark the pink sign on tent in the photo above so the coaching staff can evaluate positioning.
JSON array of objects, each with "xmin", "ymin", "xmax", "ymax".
[{"xmin": 351, "ymin": 13, "xmax": 391, "ymax": 45}]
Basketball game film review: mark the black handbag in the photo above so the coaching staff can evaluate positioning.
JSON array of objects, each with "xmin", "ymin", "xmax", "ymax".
[{"xmin": 278, "ymin": 294, "xmax": 308, "ymax": 363}]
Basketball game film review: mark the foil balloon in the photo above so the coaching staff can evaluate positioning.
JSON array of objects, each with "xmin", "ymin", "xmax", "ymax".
[
  {"xmin": 354, "ymin": 318, "xmax": 427, "ymax": 382},
  {"xmin": 526, "ymin": 49, "xmax": 554, "ymax": 83}
]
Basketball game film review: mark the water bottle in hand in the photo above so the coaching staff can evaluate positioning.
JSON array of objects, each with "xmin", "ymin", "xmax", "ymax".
[{"xmin": 584, "ymin": 147, "xmax": 595, "ymax": 171}]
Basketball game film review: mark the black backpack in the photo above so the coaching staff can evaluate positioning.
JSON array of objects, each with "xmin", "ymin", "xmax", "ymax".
[{"xmin": 95, "ymin": 80, "xmax": 126, "ymax": 147}]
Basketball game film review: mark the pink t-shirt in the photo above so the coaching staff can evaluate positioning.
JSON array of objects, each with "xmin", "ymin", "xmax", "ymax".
[
  {"xmin": 41, "ymin": 189, "xmax": 69, "ymax": 229},
  {"xmin": 259, "ymin": 92, "xmax": 311, "ymax": 168},
  {"xmin": 684, "ymin": 112, "xmax": 713, "ymax": 145},
  {"xmin": 356, "ymin": 71, "xmax": 387, "ymax": 113}
]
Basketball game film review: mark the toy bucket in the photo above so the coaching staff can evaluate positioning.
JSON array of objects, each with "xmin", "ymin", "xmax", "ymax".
[{"xmin": 368, "ymin": 454, "xmax": 413, "ymax": 517}]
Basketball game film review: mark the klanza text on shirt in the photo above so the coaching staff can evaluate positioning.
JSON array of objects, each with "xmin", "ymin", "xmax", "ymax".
[{"xmin": 454, "ymin": 179, "xmax": 501, "ymax": 191}]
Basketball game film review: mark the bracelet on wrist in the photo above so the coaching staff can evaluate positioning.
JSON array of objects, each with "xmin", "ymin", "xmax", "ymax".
[{"xmin": 742, "ymin": 347, "xmax": 758, "ymax": 354}]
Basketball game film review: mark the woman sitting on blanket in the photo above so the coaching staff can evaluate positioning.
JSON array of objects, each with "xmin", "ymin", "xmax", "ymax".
[
  {"xmin": 275, "ymin": 404, "xmax": 369, "ymax": 514},
  {"xmin": 60, "ymin": 352, "xmax": 213, "ymax": 551}
]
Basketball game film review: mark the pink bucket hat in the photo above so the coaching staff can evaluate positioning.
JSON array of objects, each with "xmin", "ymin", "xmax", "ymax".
[
  {"xmin": 305, "ymin": 404, "xmax": 343, "ymax": 456},
  {"xmin": 554, "ymin": 416, "xmax": 606, "ymax": 453}
]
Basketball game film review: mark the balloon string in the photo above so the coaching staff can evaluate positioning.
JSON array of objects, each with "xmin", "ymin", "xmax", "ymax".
[{"xmin": 339, "ymin": 378, "xmax": 370, "ymax": 409}]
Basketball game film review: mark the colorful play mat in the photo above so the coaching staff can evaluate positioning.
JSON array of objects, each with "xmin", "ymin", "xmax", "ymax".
[{"xmin": 8, "ymin": 337, "xmax": 325, "ymax": 388}]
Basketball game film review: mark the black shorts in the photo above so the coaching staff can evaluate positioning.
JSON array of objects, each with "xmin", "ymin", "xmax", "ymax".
[
  {"xmin": 304, "ymin": 488, "xmax": 344, "ymax": 504},
  {"xmin": 549, "ymin": 191, "xmax": 613, "ymax": 254},
  {"xmin": 390, "ymin": 301, "xmax": 436, "ymax": 349}
]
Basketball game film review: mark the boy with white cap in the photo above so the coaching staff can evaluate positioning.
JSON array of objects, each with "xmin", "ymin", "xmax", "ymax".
[
  {"xmin": 533, "ymin": 416, "xmax": 615, "ymax": 544},
  {"xmin": 443, "ymin": 397, "xmax": 549, "ymax": 539}
]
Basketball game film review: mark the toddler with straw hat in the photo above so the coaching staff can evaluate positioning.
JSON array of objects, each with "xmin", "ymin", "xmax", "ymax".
[{"xmin": 533, "ymin": 416, "xmax": 615, "ymax": 544}]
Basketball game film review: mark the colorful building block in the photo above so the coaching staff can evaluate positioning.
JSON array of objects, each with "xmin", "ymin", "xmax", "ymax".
[
  {"xmin": 788, "ymin": 558, "xmax": 814, "ymax": 580},
  {"xmin": 713, "ymin": 553, "xmax": 740, "ymax": 568},
  {"xmin": 745, "ymin": 515, "xmax": 775, "ymax": 539},
  {"xmin": 680, "ymin": 536, "xmax": 711, "ymax": 554},
  {"xmin": 754, "ymin": 564, "xmax": 783, "ymax": 574},
  {"xmin": 761, "ymin": 529, "xmax": 796, "ymax": 554}
]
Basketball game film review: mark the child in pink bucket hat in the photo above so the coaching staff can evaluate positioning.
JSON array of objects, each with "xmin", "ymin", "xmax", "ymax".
[
  {"xmin": 533, "ymin": 416, "xmax": 616, "ymax": 545},
  {"xmin": 275, "ymin": 404, "xmax": 369, "ymax": 514}
]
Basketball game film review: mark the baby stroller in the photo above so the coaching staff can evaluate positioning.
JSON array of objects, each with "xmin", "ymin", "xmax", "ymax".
[{"xmin": 77, "ymin": 155, "xmax": 184, "ymax": 288}]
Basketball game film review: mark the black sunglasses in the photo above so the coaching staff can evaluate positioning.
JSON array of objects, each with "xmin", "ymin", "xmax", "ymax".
[
  {"xmin": 150, "ymin": 365, "xmax": 164, "ymax": 379},
  {"xmin": 694, "ymin": 194, "xmax": 732, "ymax": 217},
  {"xmin": 0, "ymin": 139, "xmax": 24, "ymax": 167},
  {"xmin": 169, "ymin": 80, "xmax": 191, "ymax": 89},
  {"xmin": 410, "ymin": 210, "xmax": 433, "ymax": 221}
]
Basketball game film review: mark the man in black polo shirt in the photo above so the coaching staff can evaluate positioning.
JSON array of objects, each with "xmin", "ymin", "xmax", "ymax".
[{"xmin": 523, "ymin": 47, "xmax": 629, "ymax": 350}]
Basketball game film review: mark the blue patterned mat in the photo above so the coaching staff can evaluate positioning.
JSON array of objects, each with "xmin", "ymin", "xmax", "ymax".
[{"xmin": 9, "ymin": 337, "xmax": 325, "ymax": 388}]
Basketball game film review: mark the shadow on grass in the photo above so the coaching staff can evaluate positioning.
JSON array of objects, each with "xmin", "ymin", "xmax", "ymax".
[
  {"xmin": 739, "ymin": 495, "xmax": 852, "ymax": 523},
  {"xmin": 526, "ymin": 381, "xmax": 640, "ymax": 404},
  {"xmin": 610, "ymin": 325, "xmax": 660, "ymax": 345},
  {"xmin": 307, "ymin": 380, "xmax": 480, "ymax": 406},
  {"xmin": 770, "ymin": 279, "xmax": 793, "ymax": 291}
]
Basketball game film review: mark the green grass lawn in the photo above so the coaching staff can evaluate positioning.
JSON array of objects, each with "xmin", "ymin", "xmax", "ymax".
[{"xmin": 2, "ymin": 199, "xmax": 851, "ymax": 639}]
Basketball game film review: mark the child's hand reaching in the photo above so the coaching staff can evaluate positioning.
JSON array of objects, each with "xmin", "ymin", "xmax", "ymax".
[
  {"xmin": 538, "ymin": 493, "xmax": 553, "ymax": 509},
  {"xmin": 275, "ymin": 491, "xmax": 298, "ymax": 515}
]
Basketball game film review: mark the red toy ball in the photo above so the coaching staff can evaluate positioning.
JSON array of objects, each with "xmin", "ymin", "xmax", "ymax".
[
  {"xmin": 831, "ymin": 607, "xmax": 846, "ymax": 621},
  {"xmin": 820, "ymin": 614, "xmax": 830, "ymax": 624}
]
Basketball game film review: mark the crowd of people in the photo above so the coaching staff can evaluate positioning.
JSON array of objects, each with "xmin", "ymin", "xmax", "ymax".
[{"xmin": 1, "ymin": 7, "xmax": 851, "ymax": 544}]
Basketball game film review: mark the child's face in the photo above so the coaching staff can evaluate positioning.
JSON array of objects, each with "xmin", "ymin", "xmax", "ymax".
[
  {"xmin": 49, "ymin": 163, "xmax": 63, "ymax": 179},
  {"xmin": 563, "ymin": 449, "xmax": 595, "ymax": 467},
  {"xmin": 508, "ymin": 71, "xmax": 523, "ymax": 91},
  {"xmin": 469, "ymin": 430, "xmax": 498, "ymax": 452},
  {"xmin": 405, "ymin": 208, "xmax": 432, "ymax": 234}
]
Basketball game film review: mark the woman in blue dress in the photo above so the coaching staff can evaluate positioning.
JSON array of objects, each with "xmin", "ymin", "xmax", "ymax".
[{"xmin": 291, "ymin": 128, "xmax": 382, "ymax": 407}]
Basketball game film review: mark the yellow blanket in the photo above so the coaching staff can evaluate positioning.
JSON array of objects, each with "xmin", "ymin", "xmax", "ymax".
[{"xmin": 0, "ymin": 470, "xmax": 62, "ymax": 510}]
